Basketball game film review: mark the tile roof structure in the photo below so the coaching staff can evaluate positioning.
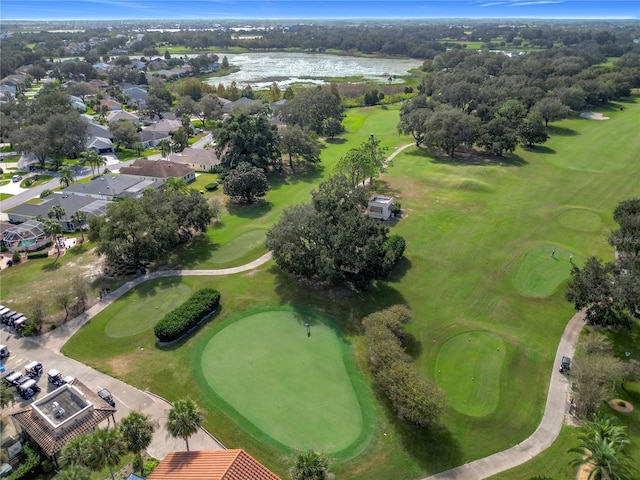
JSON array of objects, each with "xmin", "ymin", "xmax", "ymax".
[
  {"xmin": 119, "ymin": 158, "xmax": 194, "ymax": 179},
  {"xmin": 148, "ymin": 450, "xmax": 281, "ymax": 480},
  {"xmin": 168, "ymin": 148, "xmax": 221, "ymax": 169},
  {"xmin": 11, "ymin": 379, "xmax": 117, "ymax": 457}
]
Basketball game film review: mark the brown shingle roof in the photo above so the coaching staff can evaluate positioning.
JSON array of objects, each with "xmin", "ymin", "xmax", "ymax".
[
  {"xmin": 11, "ymin": 379, "xmax": 116, "ymax": 457},
  {"xmin": 168, "ymin": 148, "xmax": 220, "ymax": 168},
  {"xmin": 148, "ymin": 450, "xmax": 281, "ymax": 480},
  {"xmin": 119, "ymin": 158, "xmax": 194, "ymax": 179}
]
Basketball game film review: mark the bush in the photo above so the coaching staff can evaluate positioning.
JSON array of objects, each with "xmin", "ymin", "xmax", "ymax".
[
  {"xmin": 0, "ymin": 167, "xmax": 3, "ymax": 174},
  {"xmin": 28, "ymin": 251, "xmax": 49, "ymax": 260},
  {"xmin": 209, "ymin": 165, "xmax": 226, "ymax": 174},
  {"xmin": 40, "ymin": 189, "xmax": 53, "ymax": 198},
  {"xmin": 7, "ymin": 444, "xmax": 40, "ymax": 480},
  {"xmin": 143, "ymin": 457, "xmax": 161, "ymax": 477},
  {"xmin": 23, "ymin": 178, "xmax": 33, "ymax": 187},
  {"xmin": 205, "ymin": 182, "xmax": 219, "ymax": 191},
  {"xmin": 12, "ymin": 250, "xmax": 21, "ymax": 264},
  {"xmin": 154, "ymin": 288, "xmax": 221, "ymax": 342},
  {"xmin": 392, "ymin": 201, "xmax": 402, "ymax": 215}
]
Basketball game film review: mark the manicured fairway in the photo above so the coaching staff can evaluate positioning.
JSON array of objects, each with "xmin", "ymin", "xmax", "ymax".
[
  {"xmin": 512, "ymin": 246, "xmax": 575, "ymax": 297},
  {"xmin": 435, "ymin": 331, "xmax": 506, "ymax": 417},
  {"xmin": 555, "ymin": 207, "xmax": 603, "ymax": 232},
  {"xmin": 199, "ymin": 310, "xmax": 365, "ymax": 453},
  {"xmin": 104, "ymin": 282, "xmax": 192, "ymax": 338},
  {"xmin": 210, "ymin": 229, "xmax": 267, "ymax": 264}
]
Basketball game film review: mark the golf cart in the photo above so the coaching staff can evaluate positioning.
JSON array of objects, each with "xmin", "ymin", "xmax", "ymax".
[
  {"xmin": 4, "ymin": 371, "xmax": 23, "ymax": 387},
  {"xmin": 97, "ymin": 388, "xmax": 116, "ymax": 407},
  {"xmin": 25, "ymin": 361, "xmax": 43, "ymax": 378},
  {"xmin": 18, "ymin": 379, "xmax": 41, "ymax": 399},
  {"xmin": 13, "ymin": 316, "xmax": 27, "ymax": 331},
  {"xmin": 560, "ymin": 356, "xmax": 571, "ymax": 373},
  {"xmin": 47, "ymin": 369, "xmax": 66, "ymax": 387},
  {"xmin": 0, "ymin": 345, "xmax": 9, "ymax": 359}
]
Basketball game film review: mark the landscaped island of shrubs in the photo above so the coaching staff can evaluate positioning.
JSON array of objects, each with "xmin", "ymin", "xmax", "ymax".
[{"xmin": 154, "ymin": 288, "xmax": 221, "ymax": 343}]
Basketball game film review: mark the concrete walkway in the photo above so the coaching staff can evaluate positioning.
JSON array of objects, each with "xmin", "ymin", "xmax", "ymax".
[{"xmin": 423, "ymin": 310, "xmax": 585, "ymax": 480}]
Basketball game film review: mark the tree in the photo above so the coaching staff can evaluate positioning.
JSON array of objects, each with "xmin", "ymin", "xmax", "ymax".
[
  {"xmin": 11, "ymin": 124, "xmax": 51, "ymax": 167},
  {"xmin": 79, "ymin": 149, "xmax": 106, "ymax": 178},
  {"xmin": 87, "ymin": 428, "xmax": 126, "ymax": 480},
  {"xmin": 422, "ymin": 104, "xmax": 478, "ymax": 158},
  {"xmin": 214, "ymin": 113, "xmax": 280, "ymax": 169},
  {"xmin": 48, "ymin": 205, "xmax": 66, "ymax": 223},
  {"xmin": 221, "ymin": 56, "xmax": 229, "ymax": 69},
  {"xmin": 533, "ymin": 96, "xmax": 570, "ymax": 126},
  {"xmin": 476, "ymin": 117, "xmax": 518, "ymax": 156},
  {"xmin": 67, "ymin": 82, "xmax": 98, "ymax": 102},
  {"xmin": 54, "ymin": 288, "xmax": 72, "ymax": 320},
  {"xmin": 60, "ymin": 434, "xmax": 93, "ymax": 469},
  {"xmin": 197, "ymin": 94, "xmax": 223, "ymax": 128},
  {"xmin": 518, "ymin": 113, "xmax": 549, "ymax": 147},
  {"xmin": 58, "ymin": 165, "xmax": 76, "ymax": 188},
  {"xmin": 54, "ymin": 465, "xmax": 91, "ymax": 480},
  {"xmin": 164, "ymin": 177, "xmax": 189, "ymax": 194},
  {"xmin": 28, "ymin": 64, "xmax": 46, "ymax": 82},
  {"xmin": 359, "ymin": 134, "xmax": 388, "ymax": 184},
  {"xmin": 223, "ymin": 162, "xmax": 270, "ymax": 203},
  {"xmin": 569, "ymin": 413, "xmax": 634, "ymax": 480},
  {"xmin": 279, "ymin": 125, "xmax": 321, "ymax": 171},
  {"xmin": 0, "ymin": 382, "xmax": 15, "ymax": 410},
  {"xmin": 109, "ymin": 120, "xmax": 139, "ymax": 150},
  {"xmin": 47, "ymin": 112, "xmax": 89, "ymax": 160},
  {"xmin": 171, "ymin": 126, "xmax": 189, "ymax": 153},
  {"xmin": 133, "ymin": 141, "xmax": 145, "ymax": 156},
  {"xmin": 321, "ymin": 117, "xmax": 344, "ymax": 139},
  {"xmin": 398, "ymin": 94, "xmax": 434, "ymax": 147},
  {"xmin": 288, "ymin": 449, "xmax": 330, "ymax": 480},
  {"xmin": 609, "ymin": 198, "xmax": 640, "ymax": 257},
  {"xmin": 278, "ymin": 86, "xmax": 344, "ymax": 135},
  {"xmin": 174, "ymin": 96, "xmax": 198, "ymax": 118},
  {"xmin": 145, "ymin": 94, "xmax": 170, "ymax": 119},
  {"xmin": 166, "ymin": 398, "xmax": 203, "ymax": 452},
  {"xmin": 334, "ymin": 148, "xmax": 368, "ymax": 188},
  {"xmin": 158, "ymin": 139, "xmax": 172, "ymax": 159},
  {"xmin": 120, "ymin": 411, "xmax": 155, "ymax": 474},
  {"xmin": 71, "ymin": 210, "xmax": 87, "ymax": 241}
]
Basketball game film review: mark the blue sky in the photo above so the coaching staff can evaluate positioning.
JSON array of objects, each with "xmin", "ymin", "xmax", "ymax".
[{"xmin": 0, "ymin": 0, "xmax": 638, "ymax": 20}]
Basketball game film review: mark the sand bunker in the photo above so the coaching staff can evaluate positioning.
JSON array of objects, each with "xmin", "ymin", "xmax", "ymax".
[{"xmin": 580, "ymin": 111, "xmax": 610, "ymax": 120}]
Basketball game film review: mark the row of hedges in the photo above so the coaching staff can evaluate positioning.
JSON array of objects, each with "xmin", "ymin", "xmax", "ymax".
[{"xmin": 153, "ymin": 287, "xmax": 221, "ymax": 342}]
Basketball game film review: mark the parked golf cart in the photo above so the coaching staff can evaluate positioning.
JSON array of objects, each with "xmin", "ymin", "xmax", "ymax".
[
  {"xmin": 13, "ymin": 316, "xmax": 27, "ymax": 331},
  {"xmin": 4, "ymin": 371, "xmax": 23, "ymax": 387},
  {"xmin": 47, "ymin": 369, "xmax": 66, "ymax": 387},
  {"xmin": 24, "ymin": 361, "xmax": 43, "ymax": 378},
  {"xmin": 18, "ymin": 379, "xmax": 41, "ymax": 399},
  {"xmin": 97, "ymin": 388, "xmax": 115, "ymax": 407},
  {"xmin": 0, "ymin": 345, "xmax": 9, "ymax": 359},
  {"xmin": 560, "ymin": 356, "xmax": 571, "ymax": 373}
]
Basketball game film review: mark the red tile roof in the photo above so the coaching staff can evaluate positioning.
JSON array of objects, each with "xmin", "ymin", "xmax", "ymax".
[{"xmin": 148, "ymin": 450, "xmax": 281, "ymax": 480}]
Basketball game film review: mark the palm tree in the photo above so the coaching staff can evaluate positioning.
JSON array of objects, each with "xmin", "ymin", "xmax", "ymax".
[
  {"xmin": 164, "ymin": 177, "xmax": 188, "ymax": 194},
  {"xmin": 158, "ymin": 139, "xmax": 172, "ymax": 160},
  {"xmin": 288, "ymin": 449, "xmax": 330, "ymax": 480},
  {"xmin": 86, "ymin": 427, "xmax": 126, "ymax": 480},
  {"xmin": 166, "ymin": 398, "xmax": 203, "ymax": 452},
  {"xmin": 60, "ymin": 434, "xmax": 92, "ymax": 468},
  {"xmin": 42, "ymin": 218, "xmax": 63, "ymax": 257},
  {"xmin": 0, "ymin": 382, "xmax": 15, "ymax": 409},
  {"xmin": 58, "ymin": 165, "xmax": 76, "ymax": 188},
  {"xmin": 120, "ymin": 411, "xmax": 155, "ymax": 473},
  {"xmin": 79, "ymin": 150, "xmax": 106, "ymax": 178},
  {"xmin": 569, "ymin": 413, "xmax": 634, "ymax": 480},
  {"xmin": 54, "ymin": 465, "xmax": 90, "ymax": 480},
  {"xmin": 47, "ymin": 205, "xmax": 66, "ymax": 254},
  {"xmin": 70, "ymin": 210, "xmax": 88, "ymax": 242}
]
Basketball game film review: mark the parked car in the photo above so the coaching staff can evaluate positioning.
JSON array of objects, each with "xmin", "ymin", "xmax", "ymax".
[
  {"xmin": 24, "ymin": 361, "xmax": 43, "ymax": 378},
  {"xmin": 0, "ymin": 345, "xmax": 9, "ymax": 359},
  {"xmin": 11, "ymin": 175, "xmax": 22, "ymax": 182},
  {"xmin": 47, "ymin": 369, "xmax": 66, "ymax": 387},
  {"xmin": 560, "ymin": 356, "xmax": 571, "ymax": 373},
  {"xmin": 97, "ymin": 388, "xmax": 115, "ymax": 407}
]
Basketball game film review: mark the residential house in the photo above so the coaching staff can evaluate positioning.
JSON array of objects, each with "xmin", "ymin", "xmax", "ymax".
[
  {"xmin": 89, "ymin": 79, "xmax": 109, "ymax": 89},
  {"xmin": 106, "ymin": 109, "xmax": 141, "ymax": 123},
  {"xmin": 169, "ymin": 148, "xmax": 221, "ymax": 172},
  {"xmin": 87, "ymin": 122, "xmax": 114, "ymax": 140},
  {"xmin": 147, "ymin": 450, "xmax": 280, "ymax": 480},
  {"xmin": 87, "ymin": 136, "xmax": 115, "ymax": 154},
  {"xmin": 119, "ymin": 158, "xmax": 195, "ymax": 184},
  {"xmin": 69, "ymin": 95, "xmax": 87, "ymax": 112},
  {"xmin": 11, "ymin": 380, "xmax": 117, "ymax": 467},
  {"xmin": 6, "ymin": 193, "xmax": 110, "ymax": 232},
  {"xmin": 100, "ymin": 98, "xmax": 122, "ymax": 111},
  {"xmin": 139, "ymin": 118, "xmax": 181, "ymax": 147},
  {"xmin": 2, "ymin": 220, "xmax": 48, "ymax": 252},
  {"xmin": 122, "ymin": 86, "xmax": 148, "ymax": 107},
  {"xmin": 63, "ymin": 174, "xmax": 163, "ymax": 200}
]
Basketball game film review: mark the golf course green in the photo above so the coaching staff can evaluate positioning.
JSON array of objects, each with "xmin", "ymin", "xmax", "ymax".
[
  {"xmin": 199, "ymin": 309, "xmax": 368, "ymax": 454},
  {"xmin": 512, "ymin": 245, "xmax": 575, "ymax": 297}
]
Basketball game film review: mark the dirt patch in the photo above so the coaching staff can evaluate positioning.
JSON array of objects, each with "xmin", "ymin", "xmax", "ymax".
[
  {"xmin": 107, "ymin": 351, "xmax": 147, "ymax": 377},
  {"xmin": 608, "ymin": 398, "xmax": 634, "ymax": 413},
  {"xmin": 577, "ymin": 462, "xmax": 594, "ymax": 480},
  {"xmin": 579, "ymin": 111, "xmax": 610, "ymax": 120}
]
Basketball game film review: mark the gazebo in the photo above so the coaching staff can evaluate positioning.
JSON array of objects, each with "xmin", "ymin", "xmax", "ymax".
[{"xmin": 2, "ymin": 220, "xmax": 48, "ymax": 252}]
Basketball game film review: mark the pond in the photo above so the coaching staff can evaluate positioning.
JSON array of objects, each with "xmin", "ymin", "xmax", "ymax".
[{"xmin": 204, "ymin": 52, "xmax": 422, "ymax": 88}]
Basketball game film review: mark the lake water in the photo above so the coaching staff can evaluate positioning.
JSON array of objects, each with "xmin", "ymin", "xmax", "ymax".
[{"xmin": 204, "ymin": 52, "xmax": 422, "ymax": 89}]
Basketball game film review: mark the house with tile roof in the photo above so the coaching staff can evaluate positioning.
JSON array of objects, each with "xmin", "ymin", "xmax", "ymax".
[
  {"xmin": 169, "ymin": 148, "xmax": 221, "ymax": 172},
  {"xmin": 147, "ymin": 450, "xmax": 280, "ymax": 480},
  {"xmin": 119, "ymin": 158, "xmax": 195, "ymax": 184},
  {"xmin": 106, "ymin": 110, "xmax": 141, "ymax": 123},
  {"xmin": 11, "ymin": 379, "xmax": 117, "ymax": 466}
]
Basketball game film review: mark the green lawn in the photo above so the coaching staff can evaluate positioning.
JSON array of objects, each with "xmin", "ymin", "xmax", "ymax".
[
  {"xmin": 60, "ymin": 99, "xmax": 640, "ymax": 479},
  {"xmin": 197, "ymin": 308, "xmax": 373, "ymax": 456}
]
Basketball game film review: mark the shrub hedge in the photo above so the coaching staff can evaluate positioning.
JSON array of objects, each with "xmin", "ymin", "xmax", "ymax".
[
  {"xmin": 153, "ymin": 287, "xmax": 221, "ymax": 342},
  {"xmin": 28, "ymin": 251, "xmax": 49, "ymax": 259}
]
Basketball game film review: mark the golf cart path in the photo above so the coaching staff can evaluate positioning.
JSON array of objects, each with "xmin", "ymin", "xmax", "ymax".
[{"xmin": 423, "ymin": 309, "xmax": 585, "ymax": 480}]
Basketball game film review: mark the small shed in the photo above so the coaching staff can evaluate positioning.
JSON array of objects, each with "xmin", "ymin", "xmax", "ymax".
[
  {"xmin": 367, "ymin": 195, "xmax": 395, "ymax": 221},
  {"xmin": 2, "ymin": 220, "xmax": 48, "ymax": 252}
]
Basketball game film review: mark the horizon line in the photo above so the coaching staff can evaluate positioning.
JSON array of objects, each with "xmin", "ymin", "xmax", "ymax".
[{"xmin": 3, "ymin": 16, "xmax": 638, "ymax": 21}]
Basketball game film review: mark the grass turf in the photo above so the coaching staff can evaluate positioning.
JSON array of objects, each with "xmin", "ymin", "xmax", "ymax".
[
  {"xmin": 199, "ymin": 309, "xmax": 367, "ymax": 454},
  {"xmin": 435, "ymin": 331, "xmax": 506, "ymax": 417},
  {"xmin": 61, "ymin": 99, "xmax": 640, "ymax": 479},
  {"xmin": 511, "ymin": 245, "xmax": 575, "ymax": 297}
]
